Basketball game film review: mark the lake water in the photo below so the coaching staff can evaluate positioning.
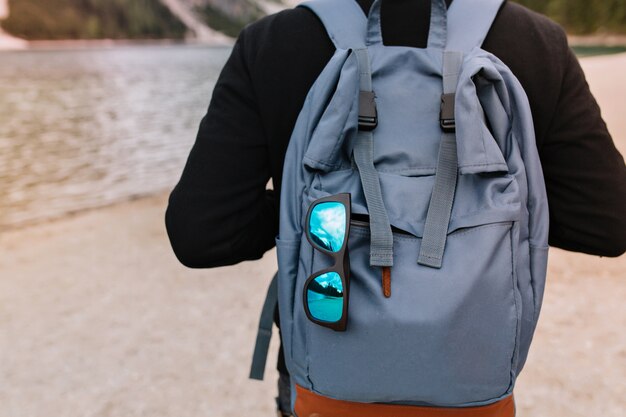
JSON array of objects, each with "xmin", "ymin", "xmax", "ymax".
[
  {"xmin": 0, "ymin": 45, "xmax": 231, "ymax": 229},
  {"xmin": 0, "ymin": 44, "xmax": 619, "ymax": 230}
]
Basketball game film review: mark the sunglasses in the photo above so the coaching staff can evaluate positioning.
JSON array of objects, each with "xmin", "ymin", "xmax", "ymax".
[{"xmin": 304, "ymin": 193, "xmax": 351, "ymax": 332}]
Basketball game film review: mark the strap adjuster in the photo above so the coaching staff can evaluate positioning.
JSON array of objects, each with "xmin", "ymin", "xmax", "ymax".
[
  {"xmin": 358, "ymin": 91, "xmax": 378, "ymax": 131},
  {"xmin": 440, "ymin": 93, "xmax": 456, "ymax": 133}
]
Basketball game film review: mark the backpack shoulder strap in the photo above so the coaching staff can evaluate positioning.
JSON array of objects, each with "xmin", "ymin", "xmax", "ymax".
[
  {"xmin": 446, "ymin": 0, "xmax": 505, "ymax": 52},
  {"xmin": 298, "ymin": 0, "xmax": 368, "ymax": 49}
]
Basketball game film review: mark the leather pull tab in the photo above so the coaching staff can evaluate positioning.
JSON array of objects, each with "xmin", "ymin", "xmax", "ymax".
[{"xmin": 382, "ymin": 267, "xmax": 392, "ymax": 298}]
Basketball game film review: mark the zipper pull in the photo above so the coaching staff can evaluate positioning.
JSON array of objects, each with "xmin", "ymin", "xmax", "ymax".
[{"xmin": 382, "ymin": 266, "xmax": 392, "ymax": 298}]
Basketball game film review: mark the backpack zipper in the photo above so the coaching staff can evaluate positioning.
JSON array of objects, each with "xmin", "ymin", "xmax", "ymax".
[
  {"xmin": 350, "ymin": 217, "xmax": 413, "ymax": 237},
  {"xmin": 349, "ymin": 216, "xmax": 409, "ymax": 299}
]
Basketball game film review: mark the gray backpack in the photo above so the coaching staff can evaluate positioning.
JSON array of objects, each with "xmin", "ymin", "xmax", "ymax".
[{"xmin": 251, "ymin": 0, "xmax": 550, "ymax": 412}]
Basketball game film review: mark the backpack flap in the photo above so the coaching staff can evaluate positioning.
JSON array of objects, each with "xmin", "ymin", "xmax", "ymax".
[
  {"xmin": 303, "ymin": 51, "xmax": 360, "ymax": 173},
  {"xmin": 455, "ymin": 56, "xmax": 510, "ymax": 175}
]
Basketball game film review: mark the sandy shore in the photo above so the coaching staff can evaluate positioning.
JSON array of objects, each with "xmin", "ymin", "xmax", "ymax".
[{"xmin": 0, "ymin": 54, "xmax": 624, "ymax": 416}]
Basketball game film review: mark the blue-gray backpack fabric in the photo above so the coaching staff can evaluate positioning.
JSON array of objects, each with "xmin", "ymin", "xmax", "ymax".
[{"xmin": 271, "ymin": 0, "xmax": 550, "ymax": 410}]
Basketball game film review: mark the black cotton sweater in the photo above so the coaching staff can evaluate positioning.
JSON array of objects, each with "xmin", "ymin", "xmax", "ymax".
[{"xmin": 166, "ymin": 0, "xmax": 626, "ymax": 269}]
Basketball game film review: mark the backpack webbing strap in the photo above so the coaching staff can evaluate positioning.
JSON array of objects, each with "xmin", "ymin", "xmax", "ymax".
[
  {"xmin": 249, "ymin": 272, "xmax": 278, "ymax": 381},
  {"xmin": 353, "ymin": 48, "xmax": 394, "ymax": 267},
  {"xmin": 446, "ymin": 0, "xmax": 505, "ymax": 52},
  {"xmin": 418, "ymin": 51, "xmax": 463, "ymax": 269},
  {"xmin": 298, "ymin": 0, "xmax": 367, "ymax": 50}
]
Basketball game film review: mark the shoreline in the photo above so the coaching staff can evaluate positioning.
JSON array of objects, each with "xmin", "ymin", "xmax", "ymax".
[
  {"xmin": 569, "ymin": 34, "xmax": 626, "ymax": 46},
  {"xmin": 1, "ymin": 33, "xmax": 625, "ymax": 52},
  {"xmin": 28, "ymin": 38, "xmax": 233, "ymax": 48},
  {"xmin": 0, "ymin": 37, "xmax": 234, "ymax": 51}
]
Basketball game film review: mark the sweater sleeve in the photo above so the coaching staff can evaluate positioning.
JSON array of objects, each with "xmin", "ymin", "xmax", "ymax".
[
  {"xmin": 165, "ymin": 30, "xmax": 278, "ymax": 268},
  {"xmin": 540, "ymin": 38, "xmax": 626, "ymax": 257}
]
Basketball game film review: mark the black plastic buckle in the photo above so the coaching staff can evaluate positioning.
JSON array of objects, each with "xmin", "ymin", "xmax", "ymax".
[
  {"xmin": 440, "ymin": 93, "xmax": 456, "ymax": 133},
  {"xmin": 358, "ymin": 91, "xmax": 378, "ymax": 131}
]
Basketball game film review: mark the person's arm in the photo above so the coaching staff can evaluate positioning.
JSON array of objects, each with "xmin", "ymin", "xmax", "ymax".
[
  {"xmin": 540, "ymin": 42, "xmax": 626, "ymax": 257},
  {"xmin": 165, "ymin": 31, "xmax": 278, "ymax": 268}
]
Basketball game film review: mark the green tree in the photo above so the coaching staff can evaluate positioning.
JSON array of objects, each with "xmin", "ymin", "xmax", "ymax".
[
  {"xmin": 515, "ymin": 0, "xmax": 626, "ymax": 34},
  {"xmin": 2, "ymin": 0, "xmax": 187, "ymax": 40}
]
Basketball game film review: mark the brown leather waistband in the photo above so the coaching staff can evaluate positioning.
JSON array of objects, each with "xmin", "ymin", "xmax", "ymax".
[{"xmin": 294, "ymin": 385, "xmax": 515, "ymax": 417}]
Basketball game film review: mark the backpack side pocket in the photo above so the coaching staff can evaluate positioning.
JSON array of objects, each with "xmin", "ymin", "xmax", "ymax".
[{"xmin": 529, "ymin": 245, "xmax": 549, "ymax": 324}]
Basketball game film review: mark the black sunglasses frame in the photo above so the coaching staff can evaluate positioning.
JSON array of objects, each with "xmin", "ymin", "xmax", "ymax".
[{"xmin": 303, "ymin": 193, "xmax": 351, "ymax": 332}]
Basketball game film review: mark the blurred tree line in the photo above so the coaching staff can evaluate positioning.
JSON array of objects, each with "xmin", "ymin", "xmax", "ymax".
[
  {"xmin": 516, "ymin": 0, "xmax": 626, "ymax": 34},
  {"xmin": 2, "ymin": 0, "xmax": 186, "ymax": 40},
  {"xmin": 1, "ymin": 0, "xmax": 624, "ymax": 40}
]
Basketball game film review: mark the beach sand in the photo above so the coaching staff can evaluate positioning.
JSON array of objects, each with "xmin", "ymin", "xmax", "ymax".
[{"xmin": 0, "ymin": 54, "xmax": 624, "ymax": 416}]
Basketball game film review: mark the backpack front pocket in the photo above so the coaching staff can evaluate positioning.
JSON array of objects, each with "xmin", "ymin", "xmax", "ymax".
[{"xmin": 302, "ymin": 220, "xmax": 520, "ymax": 407}]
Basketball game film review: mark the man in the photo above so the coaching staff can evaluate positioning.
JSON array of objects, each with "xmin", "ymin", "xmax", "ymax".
[{"xmin": 166, "ymin": 1, "xmax": 626, "ymax": 415}]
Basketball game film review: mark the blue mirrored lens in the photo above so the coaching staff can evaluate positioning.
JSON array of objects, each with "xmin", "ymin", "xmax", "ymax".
[
  {"xmin": 309, "ymin": 202, "xmax": 346, "ymax": 253},
  {"xmin": 307, "ymin": 272, "xmax": 344, "ymax": 323}
]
